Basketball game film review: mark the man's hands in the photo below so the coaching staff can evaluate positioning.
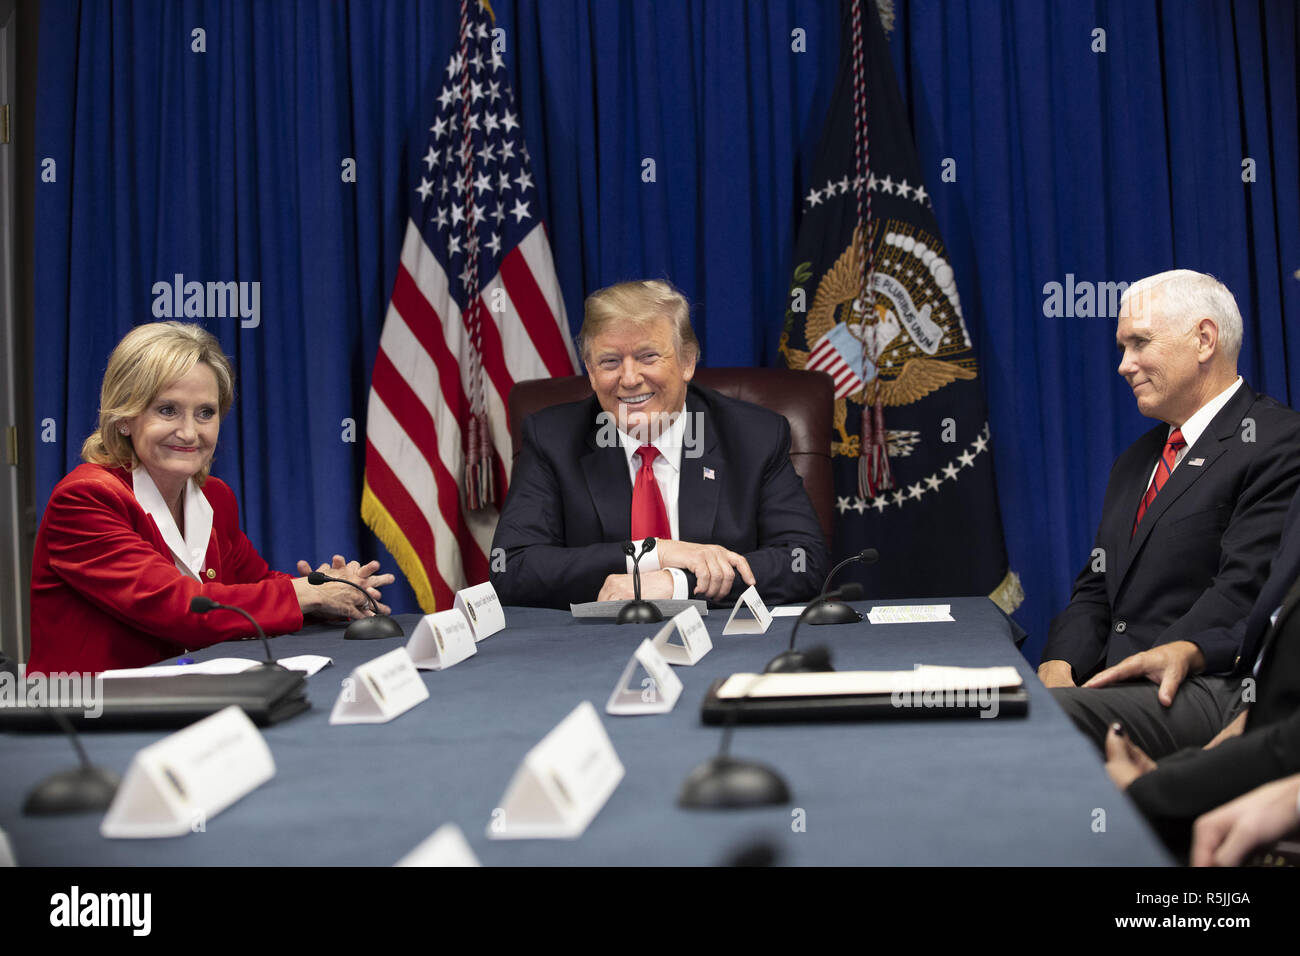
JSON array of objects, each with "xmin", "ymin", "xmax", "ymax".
[
  {"xmin": 654, "ymin": 539, "xmax": 755, "ymax": 601},
  {"xmin": 598, "ymin": 569, "xmax": 674, "ymax": 602},
  {"xmin": 1192, "ymin": 774, "xmax": 1300, "ymax": 867},
  {"xmin": 1083, "ymin": 640, "xmax": 1206, "ymax": 706},
  {"xmin": 1103, "ymin": 723, "xmax": 1157, "ymax": 790},
  {"xmin": 293, "ymin": 554, "xmax": 394, "ymax": 619},
  {"xmin": 1037, "ymin": 660, "xmax": 1077, "ymax": 688}
]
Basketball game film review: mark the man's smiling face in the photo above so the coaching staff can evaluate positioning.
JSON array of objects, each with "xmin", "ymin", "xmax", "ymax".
[
  {"xmin": 1116, "ymin": 288, "xmax": 1203, "ymax": 424},
  {"xmin": 586, "ymin": 315, "xmax": 696, "ymax": 434}
]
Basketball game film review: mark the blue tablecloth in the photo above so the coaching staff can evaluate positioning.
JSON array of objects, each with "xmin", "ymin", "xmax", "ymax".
[{"xmin": 0, "ymin": 598, "xmax": 1171, "ymax": 865}]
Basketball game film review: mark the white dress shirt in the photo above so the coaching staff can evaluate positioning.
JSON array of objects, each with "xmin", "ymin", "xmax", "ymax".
[
  {"xmin": 1145, "ymin": 376, "xmax": 1244, "ymax": 488},
  {"xmin": 618, "ymin": 410, "xmax": 689, "ymax": 599},
  {"xmin": 131, "ymin": 464, "xmax": 214, "ymax": 580}
]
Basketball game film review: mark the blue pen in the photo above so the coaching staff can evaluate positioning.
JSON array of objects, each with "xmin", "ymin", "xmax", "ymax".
[{"xmin": 177, "ymin": 657, "xmax": 194, "ymax": 665}]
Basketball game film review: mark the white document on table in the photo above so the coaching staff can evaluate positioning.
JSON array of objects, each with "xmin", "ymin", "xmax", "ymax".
[
  {"xmin": 770, "ymin": 606, "xmax": 806, "ymax": 617},
  {"xmin": 866, "ymin": 604, "xmax": 954, "ymax": 624},
  {"xmin": 100, "ymin": 655, "xmax": 333, "ymax": 679},
  {"xmin": 715, "ymin": 666, "xmax": 1023, "ymax": 699}
]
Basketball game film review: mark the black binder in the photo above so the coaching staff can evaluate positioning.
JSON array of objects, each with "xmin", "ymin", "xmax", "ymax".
[{"xmin": 0, "ymin": 670, "xmax": 310, "ymax": 730}]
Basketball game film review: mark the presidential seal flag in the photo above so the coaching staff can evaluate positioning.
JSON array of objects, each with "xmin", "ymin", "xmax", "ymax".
[
  {"xmin": 363, "ymin": 0, "xmax": 578, "ymax": 613},
  {"xmin": 780, "ymin": 0, "xmax": 1020, "ymax": 609}
]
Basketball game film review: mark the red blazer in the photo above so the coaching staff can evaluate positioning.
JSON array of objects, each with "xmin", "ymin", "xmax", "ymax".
[{"xmin": 29, "ymin": 464, "xmax": 303, "ymax": 674}]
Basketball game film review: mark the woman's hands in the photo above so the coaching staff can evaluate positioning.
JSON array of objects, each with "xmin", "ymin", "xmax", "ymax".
[{"xmin": 292, "ymin": 554, "xmax": 395, "ymax": 620}]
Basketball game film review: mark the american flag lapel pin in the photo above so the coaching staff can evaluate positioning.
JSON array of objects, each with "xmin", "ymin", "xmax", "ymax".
[
  {"xmin": 703, "ymin": 467, "xmax": 715, "ymax": 480},
  {"xmin": 1188, "ymin": 458, "xmax": 1205, "ymax": 467}
]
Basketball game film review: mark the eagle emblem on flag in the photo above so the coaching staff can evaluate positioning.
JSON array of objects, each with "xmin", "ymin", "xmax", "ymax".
[{"xmin": 783, "ymin": 220, "xmax": 977, "ymax": 458}]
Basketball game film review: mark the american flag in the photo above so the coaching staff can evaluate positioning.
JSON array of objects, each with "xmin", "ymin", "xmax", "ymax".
[
  {"xmin": 805, "ymin": 321, "xmax": 873, "ymax": 401},
  {"xmin": 362, "ymin": 0, "xmax": 577, "ymax": 612}
]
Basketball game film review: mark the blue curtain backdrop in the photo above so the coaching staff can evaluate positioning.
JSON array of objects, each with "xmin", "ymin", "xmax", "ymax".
[{"xmin": 34, "ymin": 1, "xmax": 1300, "ymax": 664}]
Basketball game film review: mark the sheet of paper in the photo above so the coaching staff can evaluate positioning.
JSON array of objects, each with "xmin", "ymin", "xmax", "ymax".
[
  {"xmin": 770, "ymin": 606, "xmax": 806, "ymax": 617},
  {"xmin": 100, "ymin": 655, "xmax": 332, "ymax": 679},
  {"xmin": 867, "ymin": 604, "xmax": 954, "ymax": 624},
  {"xmin": 100, "ymin": 658, "xmax": 261, "ymax": 679},
  {"xmin": 275, "ymin": 655, "xmax": 334, "ymax": 676},
  {"xmin": 715, "ymin": 666, "xmax": 1023, "ymax": 699}
]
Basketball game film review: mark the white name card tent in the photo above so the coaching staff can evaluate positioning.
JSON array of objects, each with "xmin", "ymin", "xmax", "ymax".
[
  {"xmin": 407, "ymin": 609, "xmax": 478, "ymax": 671},
  {"xmin": 455, "ymin": 582, "xmax": 506, "ymax": 641},
  {"xmin": 101, "ymin": 706, "xmax": 273, "ymax": 839},
  {"xmin": 488, "ymin": 701, "xmax": 624, "ymax": 840},
  {"xmin": 651, "ymin": 605, "xmax": 712, "ymax": 665},
  {"xmin": 605, "ymin": 639, "xmax": 684, "ymax": 715},
  {"xmin": 722, "ymin": 585, "xmax": 773, "ymax": 635},
  {"xmin": 395, "ymin": 823, "xmax": 482, "ymax": 867},
  {"xmin": 330, "ymin": 648, "xmax": 430, "ymax": 725}
]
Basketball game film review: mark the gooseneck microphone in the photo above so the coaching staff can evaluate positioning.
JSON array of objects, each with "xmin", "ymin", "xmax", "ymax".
[
  {"xmin": 189, "ymin": 596, "xmax": 288, "ymax": 669},
  {"xmin": 23, "ymin": 710, "xmax": 121, "ymax": 816},
  {"xmin": 678, "ymin": 673, "xmax": 791, "ymax": 809},
  {"xmin": 616, "ymin": 538, "xmax": 665, "ymax": 624},
  {"xmin": 306, "ymin": 572, "xmax": 405, "ymax": 641},
  {"xmin": 764, "ymin": 582, "xmax": 864, "ymax": 673},
  {"xmin": 805, "ymin": 548, "xmax": 878, "ymax": 625}
]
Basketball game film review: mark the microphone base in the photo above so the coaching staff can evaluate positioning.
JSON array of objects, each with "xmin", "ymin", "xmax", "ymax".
[
  {"xmin": 24, "ymin": 765, "xmax": 121, "ymax": 816},
  {"xmin": 616, "ymin": 600, "xmax": 664, "ymax": 625},
  {"xmin": 764, "ymin": 649, "xmax": 835, "ymax": 673},
  {"xmin": 678, "ymin": 756, "xmax": 791, "ymax": 809},
  {"xmin": 805, "ymin": 601, "xmax": 863, "ymax": 626},
  {"xmin": 344, "ymin": 616, "xmax": 406, "ymax": 641},
  {"xmin": 248, "ymin": 661, "xmax": 292, "ymax": 673}
]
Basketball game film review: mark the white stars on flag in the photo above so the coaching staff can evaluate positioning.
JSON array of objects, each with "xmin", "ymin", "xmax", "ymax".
[{"xmin": 834, "ymin": 423, "xmax": 993, "ymax": 515}]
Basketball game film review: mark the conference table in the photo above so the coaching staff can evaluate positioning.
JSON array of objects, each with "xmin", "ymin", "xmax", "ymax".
[{"xmin": 1, "ymin": 597, "xmax": 1172, "ymax": 866}]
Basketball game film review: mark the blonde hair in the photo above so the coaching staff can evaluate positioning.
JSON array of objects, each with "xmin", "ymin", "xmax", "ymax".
[
  {"xmin": 578, "ymin": 280, "xmax": 701, "ymax": 366},
  {"xmin": 81, "ymin": 322, "xmax": 235, "ymax": 484}
]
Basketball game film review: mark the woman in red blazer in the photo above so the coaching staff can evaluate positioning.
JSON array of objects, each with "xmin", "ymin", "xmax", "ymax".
[{"xmin": 28, "ymin": 322, "xmax": 393, "ymax": 674}]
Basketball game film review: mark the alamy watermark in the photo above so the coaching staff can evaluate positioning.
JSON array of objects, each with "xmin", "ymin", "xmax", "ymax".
[
  {"xmin": 151, "ymin": 273, "xmax": 261, "ymax": 328},
  {"xmin": 594, "ymin": 407, "xmax": 705, "ymax": 459},
  {"xmin": 0, "ymin": 671, "xmax": 104, "ymax": 719},
  {"xmin": 891, "ymin": 683, "xmax": 1000, "ymax": 718}
]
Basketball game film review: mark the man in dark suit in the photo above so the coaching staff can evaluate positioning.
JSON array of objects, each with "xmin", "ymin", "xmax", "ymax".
[
  {"xmin": 1104, "ymin": 485, "xmax": 1300, "ymax": 859},
  {"xmin": 1040, "ymin": 270, "xmax": 1300, "ymax": 757},
  {"xmin": 490, "ymin": 279, "xmax": 828, "ymax": 609}
]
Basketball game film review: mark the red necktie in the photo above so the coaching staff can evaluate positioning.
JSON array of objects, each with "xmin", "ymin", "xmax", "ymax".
[
  {"xmin": 1132, "ymin": 427, "xmax": 1186, "ymax": 536},
  {"xmin": 631, "ymin": 445, "xmax": 672, "ymax": 540}
]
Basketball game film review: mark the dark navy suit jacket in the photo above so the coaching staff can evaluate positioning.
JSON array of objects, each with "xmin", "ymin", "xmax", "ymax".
[
  {"xmin": 1043, "ymin": 383, "xmax": 1300, "ymax": 679},
  {"xmin": 490, "ymin": 383, "xmax": 829, "ymax": 608},
  {"xmin": 1127, "ymin": 487, "xmax": 1300, "ymax": 849}
]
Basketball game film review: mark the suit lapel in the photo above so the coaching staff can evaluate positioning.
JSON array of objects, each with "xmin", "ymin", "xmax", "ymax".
[
  {"xmin": 1115, "ymin": 385, "xmax": 1256, "ymax": 591},
  {"xmin": 581, "ymin": 404, "xmax": 633, "ymax": 541},
  {"xmin": 677, "ymin": 388, "xmax": 720, "ymax": 544},
  {"xmin": 1111, "ymin": 427, "xmax": 1170, "ymax": 590}
]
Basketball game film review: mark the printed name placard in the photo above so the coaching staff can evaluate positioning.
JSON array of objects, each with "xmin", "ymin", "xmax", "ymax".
[
  {"xmin": 651, "ymin": 605, "xmax": 712, "ymax": 665},
  {"xmin": 330, "ymin": 647, "xmax": 430, "ymax": 725},
  {"xmin": 395, "ymin": 823, "xmax": 482, "ymax": 867},
  {"xmin": 606, "ymin": 639, "xmax": 684, "ymax": 715},
  {"xmin": 487, "ymin": 701, "xmax": 624, "ymax": 840},
  {"xmin": 407, "ymin": 609, "xmax": 478, "ymax": 671},
  {"xmin": 101, "ymin": 706, "xmax": 274, "ymax": 839},
  {"xmin": 722, "ymin": 585, "xmax": 773, "ymax": 635},
  {"xmin": 455, "ymin": 582, "xmax": 506, "ymax": 642}
]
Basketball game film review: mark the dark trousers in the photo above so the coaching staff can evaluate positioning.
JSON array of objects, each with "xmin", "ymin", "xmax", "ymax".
[{"xmin": 1051, "ymin": 675, "xmax": 1245, "ymax": 759}]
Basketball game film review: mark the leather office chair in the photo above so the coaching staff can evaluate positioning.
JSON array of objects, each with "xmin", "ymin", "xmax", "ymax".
[{"xmin": 506, "ymin": 368, "xmax": 836, "ymax": 546}]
